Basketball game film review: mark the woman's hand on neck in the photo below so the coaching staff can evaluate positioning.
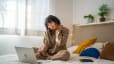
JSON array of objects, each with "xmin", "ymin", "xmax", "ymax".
[{"xmin": 56, "ymin": 25, "xmax": 62, "ymax": 31}]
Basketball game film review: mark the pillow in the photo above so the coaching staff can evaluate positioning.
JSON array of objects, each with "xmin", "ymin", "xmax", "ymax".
[
  {"xmin": 89, "ymin": 42, "xmax": 104, "ymax": 52},
  {"xmin": 80, "ymin": 48, "xmax": 100, "ymax": 58},
  {"xmin": 73, "ymin": 38, "xmax": 97, "ymax": 54},
  {"xmin": 100, "ymin": 42, "xmax": 114, "ymax": 61},
  {"xmin": 89, "ymin": 41, "xmax": 109, "ymax": 52}
]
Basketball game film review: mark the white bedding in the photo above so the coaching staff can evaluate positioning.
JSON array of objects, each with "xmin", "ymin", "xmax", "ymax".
[{"xmin": 0, "ymin": 46, "xmax": 114, "ymax": 64}]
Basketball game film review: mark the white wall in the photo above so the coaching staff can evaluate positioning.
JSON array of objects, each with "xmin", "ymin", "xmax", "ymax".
[
  {"xmin": 73, "ymin": 0, "xmax": 114, "ymax": 24},
  {"xmin": 52, "ymin": 0, "xmax": 73, "ymax": 29},
  {"xmin": 52, "ymin": 0, "xmax": 114, "ymax": 26}
]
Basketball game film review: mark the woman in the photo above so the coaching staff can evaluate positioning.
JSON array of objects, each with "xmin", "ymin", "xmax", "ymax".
[{"xmin": 34, "ymin": 15, "xmax": 70, "ymax": 61}]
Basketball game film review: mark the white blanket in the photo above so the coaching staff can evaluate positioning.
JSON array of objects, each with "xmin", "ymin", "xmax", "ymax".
[
  {"xmin": 0, "ymin": 54, "xmax": 114, "ymax": 64},
  {"xmin": 0, "ymin": 46, "xmax": 114, "ymax": 64}
]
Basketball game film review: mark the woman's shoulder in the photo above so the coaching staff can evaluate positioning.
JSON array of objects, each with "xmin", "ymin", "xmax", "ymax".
[{"xmin": 61, "ymin": 25, "xmax": 69, "ymax": 33}]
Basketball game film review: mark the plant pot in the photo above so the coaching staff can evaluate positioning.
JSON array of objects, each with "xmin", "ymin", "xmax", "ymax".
[
  {"xmin": 85, "ymin": 18, "xmax": 93, "ymax": 24},
  {"xmin": 100, "ymin": 17, "xmax": 106, "ymax": 22}
]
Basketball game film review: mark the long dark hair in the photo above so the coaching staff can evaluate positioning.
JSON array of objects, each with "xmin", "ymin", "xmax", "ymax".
[
  {"xmin": 45, "ymin": 15, "xmax": 61, "ymax": 35},
  {"xmin": 45, "ymin": 15, "xmax": 61, "ymax": 30}
]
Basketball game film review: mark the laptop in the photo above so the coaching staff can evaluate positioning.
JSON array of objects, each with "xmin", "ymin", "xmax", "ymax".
[{"xmin": 15, "ymin": 46, "xmax": 51, "ymax": 64}]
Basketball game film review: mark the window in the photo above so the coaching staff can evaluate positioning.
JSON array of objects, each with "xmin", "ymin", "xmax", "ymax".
[{"xmin": 0, "ymin": 0, "xmax": 50, "ymax": 36}]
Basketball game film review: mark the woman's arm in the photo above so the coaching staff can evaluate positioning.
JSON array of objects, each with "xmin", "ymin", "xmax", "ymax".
[
  {"xmin": 53, "ymin": 28, "xmax": 69, "ymax": 53},
  {"xmin": 35, "ymin": 32, "xmax": 50, "ymax": 59},
  {"xmin": 38, "ymin": 32, "xmax": 50, "ymax": 57},
  {"xmin": 60, "ymin": 28, "xmax": 69, "ymax": 46}
]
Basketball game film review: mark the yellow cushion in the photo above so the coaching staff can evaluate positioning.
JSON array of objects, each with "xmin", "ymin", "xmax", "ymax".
[{"xmin": 73, "ymin": 38, "xmax": 97, "ymax": 54}]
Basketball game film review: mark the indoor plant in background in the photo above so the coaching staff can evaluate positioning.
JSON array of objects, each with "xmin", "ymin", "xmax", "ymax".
[
  {"xmin": 84, "ymin": 14, "xmax": 94, "ymax": 24},
  {"xmin": 98, "ymin": 4, "xmax": 109, "ymax": 22}
]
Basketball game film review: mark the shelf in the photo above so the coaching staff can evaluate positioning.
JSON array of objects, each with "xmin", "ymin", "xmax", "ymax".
[{"xmin": 77, "ymin": 20, "xmax": 114, "ymax": 27}]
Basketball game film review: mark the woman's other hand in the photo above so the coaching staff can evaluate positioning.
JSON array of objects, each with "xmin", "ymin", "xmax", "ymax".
[
  {"xmin": 33, "ymin": 47, "xmax": 39, "ymax": 53},
  {"xmin": 35, "ymin": 52, "xmax": 41, "ymax": 60}
]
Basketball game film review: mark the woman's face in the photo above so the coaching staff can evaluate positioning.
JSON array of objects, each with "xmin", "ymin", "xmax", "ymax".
[{"xmin": 48, "ymin": 21, "xmax": 58, "ymax": 30}]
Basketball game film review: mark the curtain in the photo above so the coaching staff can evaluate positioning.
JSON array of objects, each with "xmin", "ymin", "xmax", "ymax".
[{"xmin": 0, "ymin": 0, "xmax": 50, "ymax": 36}]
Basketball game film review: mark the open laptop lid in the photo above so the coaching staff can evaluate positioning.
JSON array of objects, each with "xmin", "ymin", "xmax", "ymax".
[{"xmin": 15, "ymin": 46, "xmax": 37, "ymax": 63}]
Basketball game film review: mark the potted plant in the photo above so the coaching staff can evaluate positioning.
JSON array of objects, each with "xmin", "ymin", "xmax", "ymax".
[
  {"xmin": 98, "ymin": 4, "xmax": 109, "ymax": 22},
  {"xmin": 84, "ymin": 14, "xmax": 94, "ymax": 23}
]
